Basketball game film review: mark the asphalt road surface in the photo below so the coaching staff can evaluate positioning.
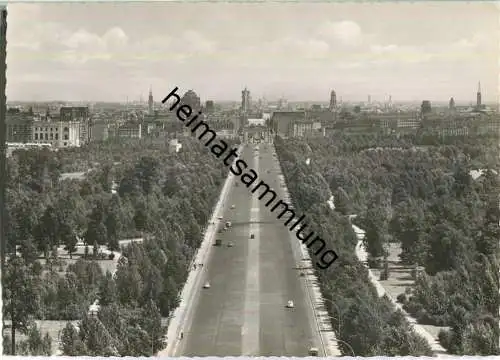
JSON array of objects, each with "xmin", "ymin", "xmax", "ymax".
[{"xmin": 177, "ymin": 143, "xmax": 321, "ymax": 356}]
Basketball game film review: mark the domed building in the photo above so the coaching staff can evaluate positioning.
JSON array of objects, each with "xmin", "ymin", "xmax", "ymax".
[{"xmin": 181, "ymin": 90, "xmax": 201, "ymax": 111}]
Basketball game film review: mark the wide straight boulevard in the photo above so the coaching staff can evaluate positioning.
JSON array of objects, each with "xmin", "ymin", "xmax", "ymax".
[{"xmin": 175, "ymin": 143, "xmax": 322, "ymax": 356}]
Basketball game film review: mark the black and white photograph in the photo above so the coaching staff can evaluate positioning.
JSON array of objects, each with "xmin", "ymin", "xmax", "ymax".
[{"xmin": 1, "ymin": 1, "xmax": 499, "ymax": 357}]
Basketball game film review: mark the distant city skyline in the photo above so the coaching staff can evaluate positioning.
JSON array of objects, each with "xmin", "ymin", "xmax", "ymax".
[{"xmin": 7, "ymin": 2, "xmax": 498, "ymax": 103}]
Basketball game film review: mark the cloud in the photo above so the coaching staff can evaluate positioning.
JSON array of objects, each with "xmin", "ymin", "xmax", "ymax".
[
  {"xmin": 272, "ymin": 37, "xmax": 330, "ymax": 59},
  {"xmin": 6, "ymin": 3, "xmax": 496, "ymax": 102},
  {"xmin": 122, "ymin": 30, "xmax": 216, "ymax": 64},
  {"xmin": 56, "ymin": 28, "xmax": 128, "ymax": 65},
  {"xmin": 63, "ymin": 29, "xmax": 105, "ymax": 50},
  {"xmin": 103, "ymin": 27, "xmax": 128, "ymax": 48},
  {"xmin": 368, "ymin": 44, "xmax": 433, "ymax": 64},
  {"xmin": 450, "ymin": 31, "xmax": 493, "ymax": 52},
  {"xmin": 316, "ymin": 20, "xmax": 363, "ymax": 46},
  {"xmin": 182, "ymin": 30, "xmax": 216, "ymax": 54}
]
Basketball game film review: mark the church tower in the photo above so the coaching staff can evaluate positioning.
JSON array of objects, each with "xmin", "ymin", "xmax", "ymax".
[
  {"xmin": 148, "ymin": 86, "xmax": 154, "ymax": 115},
  {"xmin": 476, "ymin": 81, "xmax": 482, "ymax": 107},
  {"xmin": 329, "ymin": 90, "xmax": 337, "ymax": 111}
]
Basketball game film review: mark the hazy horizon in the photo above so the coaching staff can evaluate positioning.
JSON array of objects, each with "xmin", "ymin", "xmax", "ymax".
[{"xmin": 7, "ymin": 2, "xmax": 498, "ymax": 103}]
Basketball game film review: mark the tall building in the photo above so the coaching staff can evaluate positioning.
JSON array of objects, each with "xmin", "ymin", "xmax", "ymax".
[
  {"xmin": 205, "ymin": 100, "xmax": 214, "ymax": 113},
  {"xmin": 477, "ymin": 81, "xmax": 482, "ymax": 107},
  {"xmin": 449, "ymin": 97, "xmax": 455, "ymax": 110},
  {"xmin": 368, "ymin": 95, "xmax": 371, "ymax": 104},
  {"xmin": 278, "ymin": 97, "xmax": 287, "ymax": 110},
  {"xmin": 241, "ymin": 87, "xmax": 251, "ymax": 113},
  {"xmin": 329, "ymin": 90, "xmax": 337, "ymax": 111},
  {"xmin": 148, "ymin": 86, "xmax": 154, "ymax": 115},
  {"xmin": 60, "ymin": 106, "xmax": 90, "ymax": 144},
  {"xmin": 421, "ymin": 100, "xmax": 432, "ymax": 115}
]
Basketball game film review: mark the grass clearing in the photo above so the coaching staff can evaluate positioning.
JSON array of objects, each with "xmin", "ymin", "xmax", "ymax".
[{"xmin": 370, "ymin": 242, "xmax": 449, "ymax": 339}]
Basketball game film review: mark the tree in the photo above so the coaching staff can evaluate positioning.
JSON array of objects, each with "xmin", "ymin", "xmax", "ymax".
[
  {"xmin": 391, "ymin": 199, "xmax": 429, "ymax": 265},
  {"xmin": 105, "ymin": 197, "xmax": 123, "ymax": 251},
  {"xmin": 78, "ymin": 315, "xmax": 116, "ymax": 356},
  {"xmin": 139, "ymin": 299, "xmax": 164, "ymax": 354},
  {"xmin": 16, "ymin": 323, "xmax": 52, "ymax": 355},
  {"xmin": 93, "ymin": 241, "xmax": 99, "ymax": 260},
  {"xmin": 476, "ymin": 201, "xmax": 500, "ymax": 256},
  {"xmin": 3, "ymin": 257, "xmax": 40, "ymax": 354},
  {"xmin": 334, "ymin": 187, "xmax": 352, "ymax": 215},
  {"xmin": 98, "ymin": 271, "xmax": 118, "ymax": 306},
  {"xmin": 60, "ymin": 322, "xmax": 87, "ymax": 355},
  {"xmin": 34, "ymin": 206, "xmax": 59, "ymax": 258},
  {"xmin": 85, "ymin": 221, "xmax": 108, "ymax": 247},
  {"xmin": 99, "ymin": 164, "xmax": 113, "ymax": 192},
  {"xmin": 63, "ymin": 228, "xmax": 78, "ymax": 260},
  {"xmin": 18, "ymin": 236, "xmax": 39, "ymax": 264},
  {"xmin": 363, "ymin": 205, "xmax": 389, "ymax": 260}
]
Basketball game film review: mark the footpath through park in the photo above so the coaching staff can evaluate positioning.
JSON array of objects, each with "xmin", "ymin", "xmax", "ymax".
[{"xmin": 325, "ymin": 199, "xmax": 448, "ymax": 356}]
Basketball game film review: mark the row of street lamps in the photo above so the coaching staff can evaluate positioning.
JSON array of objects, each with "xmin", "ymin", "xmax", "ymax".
[{"xmin": 320, "ymin": 297, "xmax": 356, "ymax": 357}]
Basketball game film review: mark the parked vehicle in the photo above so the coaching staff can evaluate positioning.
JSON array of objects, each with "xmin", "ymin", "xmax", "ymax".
[
  {"xmin": 215, "ymin": 239, "xmax": 222, "ymax": 246},
  {"xmin": 308, "ymin": 347, "xmax": 319, "ymax": 356}
]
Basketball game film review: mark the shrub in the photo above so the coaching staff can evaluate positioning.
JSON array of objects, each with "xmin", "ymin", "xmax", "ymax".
[
  {"xmin": 438, "ymin": 329, "xmax": 452, "ymax": 350},
  {"xmin": 396, "ymin": 293, "xmax": 407, "ymax": 304}
]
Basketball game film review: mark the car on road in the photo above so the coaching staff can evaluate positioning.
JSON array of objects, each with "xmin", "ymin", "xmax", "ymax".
[
  {"xmin": 217, "ymin": 216, "xmax": 223, "ymax": 220},
  {"xmin": 231, "ymin": 204, "xmax": 235, "ymax": 209},
  {"xmin": 227, "ymin": 242, "xmax": 234, "ymax": 247},
  {"xmin": 308, "ymin": 347, "xmax": 319, "ymax": 356},
  {"xmin": 250, "ymin": 233, "xmax": 255, "ymax": 239},
  {"xmin": 203, "ymin": 282, "xmax": 211, "ymax": 289},
  {"xmin": 286, "ymin": 300, "xmax": 294, "ymax": 308}
]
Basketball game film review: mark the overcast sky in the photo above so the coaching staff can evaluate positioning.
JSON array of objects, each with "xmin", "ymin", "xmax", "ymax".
[{"xmin": 6, "ymin": 1, "xmax": 499, "ymax": 103}]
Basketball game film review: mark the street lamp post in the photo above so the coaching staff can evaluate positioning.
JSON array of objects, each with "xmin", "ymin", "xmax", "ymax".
[
  {"xmin": 333, "ymin": 337, "xmax": 356, "ymax": 357},
  {"xmin": 325, "ymin": 315, "xmax": 341, "ymax": 335},
  {"xmin": 323, "ymin": 297, "xmax": 342, "ymax": 335}
]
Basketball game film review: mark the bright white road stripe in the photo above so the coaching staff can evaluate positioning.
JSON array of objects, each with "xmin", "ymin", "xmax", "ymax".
[{"xmin": 241, "ymin": 151, "xmax": 261, "ymax": 355}]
